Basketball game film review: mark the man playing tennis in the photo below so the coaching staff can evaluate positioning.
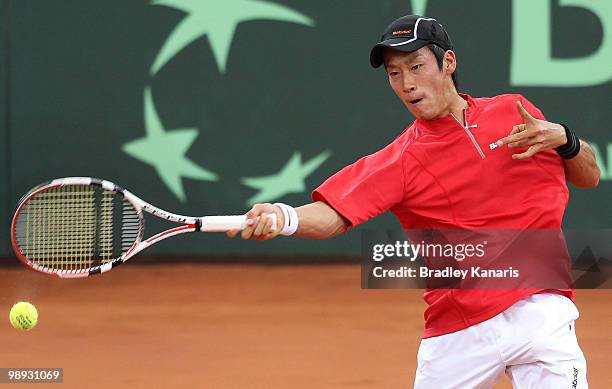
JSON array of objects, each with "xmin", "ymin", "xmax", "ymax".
[{"xmin": 230, "ymin": 15, "xmax": 600, "ymax": 388}]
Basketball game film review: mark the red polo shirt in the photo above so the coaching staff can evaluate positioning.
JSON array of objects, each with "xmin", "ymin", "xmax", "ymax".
[{"xmin": 312, "ymin": 93, "xmax": 571, "ymax": 338}]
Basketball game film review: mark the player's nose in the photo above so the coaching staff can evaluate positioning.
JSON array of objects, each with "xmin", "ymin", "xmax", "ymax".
[{"xmin": 402, "ymin": 76, "xmax": 416, "ymax": 93}]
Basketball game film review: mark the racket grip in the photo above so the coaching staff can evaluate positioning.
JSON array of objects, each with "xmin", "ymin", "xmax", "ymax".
[{"xmin": 200, "ymin": 214, "xmax": 277, "ymax": 232}]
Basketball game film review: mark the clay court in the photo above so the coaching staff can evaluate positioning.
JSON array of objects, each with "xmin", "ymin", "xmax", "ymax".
[{"xmin": 1, "ymin": 263, "xmax": 610, "ymax": 388}]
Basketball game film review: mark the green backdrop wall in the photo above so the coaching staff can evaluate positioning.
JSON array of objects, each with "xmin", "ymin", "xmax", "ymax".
[
  {"xmin": 2, "ymin": 0, "xmax": 611, "ymax": 257},
  {"xmin": 1, "ymin": 0, "xmax": 9, "ymax": 256}
]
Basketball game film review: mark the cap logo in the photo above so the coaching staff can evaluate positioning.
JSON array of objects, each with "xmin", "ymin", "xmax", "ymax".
[{"xmin": 392, "ymin": 29, "xmax": 412, "ymax": 36}]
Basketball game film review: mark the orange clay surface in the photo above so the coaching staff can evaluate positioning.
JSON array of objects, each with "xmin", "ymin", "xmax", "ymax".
[{"xmin": 1, "ymin": 264, "xmax": 610, "ymax": 388}]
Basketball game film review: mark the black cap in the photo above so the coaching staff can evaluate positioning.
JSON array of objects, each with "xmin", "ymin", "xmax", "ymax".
[{"xmin": 370, "ymin": 15, "xmax": 453, "ymax": 68}]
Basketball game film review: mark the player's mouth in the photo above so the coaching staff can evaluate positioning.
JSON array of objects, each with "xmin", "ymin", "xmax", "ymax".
[{"xmin": 409, "ymin": 98, "xmax": 424, "ymax": 105}]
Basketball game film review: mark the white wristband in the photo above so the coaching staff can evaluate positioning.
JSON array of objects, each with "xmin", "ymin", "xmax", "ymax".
[{"xmin": 274, "ymin": 203, "xmax": 299, "ymax": 236}]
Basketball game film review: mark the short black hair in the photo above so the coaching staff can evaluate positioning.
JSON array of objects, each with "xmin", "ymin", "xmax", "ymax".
[{"xmin": 428, "ymin": 44, "xmax": 458, "ymax": 89}]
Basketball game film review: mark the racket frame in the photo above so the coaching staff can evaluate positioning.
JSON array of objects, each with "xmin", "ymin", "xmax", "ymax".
[{"xmin": 11, "ymin": 177, "xmax": 256, "ymax": 278}]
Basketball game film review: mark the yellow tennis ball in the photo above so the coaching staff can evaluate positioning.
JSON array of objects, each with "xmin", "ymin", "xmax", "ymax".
[{"xmin": 9, "ymin": 302, "xmax": 38, "ymax": 331}]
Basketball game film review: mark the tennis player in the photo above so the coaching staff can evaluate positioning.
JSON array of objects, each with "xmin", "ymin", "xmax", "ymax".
[{"xmin": 230, "ymin": 15, "xmax": 600, "ymax": 388}]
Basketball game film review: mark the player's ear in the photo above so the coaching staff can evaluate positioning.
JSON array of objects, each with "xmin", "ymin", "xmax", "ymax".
[{"xmin": 444, "ymin": 50, "xmax": 457, "ymax": 75}]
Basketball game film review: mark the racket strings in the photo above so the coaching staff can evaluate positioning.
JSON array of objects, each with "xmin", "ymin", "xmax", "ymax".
[
  {"xmin": 14, "ymin": 184, "xmax": 142, "ymax": 273},
  {"xmin": 20, "ymin": 185, "xmax": 96, "ymax": 270},
  {"xmin": 99, "ymin": 190, "xmax": 114, "ymax": 263},
  {"xmin": 121, "ymin": 199, "xmax": 140, "ymax": 252}
]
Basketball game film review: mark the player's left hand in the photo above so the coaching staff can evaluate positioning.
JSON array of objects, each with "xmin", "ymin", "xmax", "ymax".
[{"xmin": 495, "ymin": 101, "xmax": 567, "ymax": 160}]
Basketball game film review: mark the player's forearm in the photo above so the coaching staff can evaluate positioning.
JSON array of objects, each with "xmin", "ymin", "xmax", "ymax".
[
  {"xmin": 294, "ymin": 201, "xmax": 349, "ymax": 239},
  {"xmin": 564, "ymin": 140, "xmax": 600, "ymax": 188}
]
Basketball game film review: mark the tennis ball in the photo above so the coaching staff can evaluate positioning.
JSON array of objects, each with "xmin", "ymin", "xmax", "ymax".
[{"xmin": 9, "ymin": 302, "xmax": 38, "ymax": 331}]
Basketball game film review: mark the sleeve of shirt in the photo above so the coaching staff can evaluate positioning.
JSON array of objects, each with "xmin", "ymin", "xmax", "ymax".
[
  {"xmin": 311, "ymin": 140, "xmax": 407, "ymax": 228},
  {"xmin": 518, "ymin": 94, "xmax": 547, "ymax": 121}
]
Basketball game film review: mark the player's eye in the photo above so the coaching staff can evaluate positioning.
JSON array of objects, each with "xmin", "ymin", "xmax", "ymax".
[
  {"xmin": 411, "ymin": 64, "xmax": 422, "ymax": 71},
  {"xmin": 388, "ymin": 71, "xmax": 399, "ymax": 77}
]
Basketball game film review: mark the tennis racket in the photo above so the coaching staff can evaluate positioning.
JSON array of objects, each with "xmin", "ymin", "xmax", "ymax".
[{"xmin": 11, "ymin": 177, "xmax": 275, "ymax": 278}]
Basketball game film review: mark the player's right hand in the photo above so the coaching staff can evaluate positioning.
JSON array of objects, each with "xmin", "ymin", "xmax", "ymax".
[{"xmin": 226, "ymin": 203, "xmax": 284, "ymax": 241}]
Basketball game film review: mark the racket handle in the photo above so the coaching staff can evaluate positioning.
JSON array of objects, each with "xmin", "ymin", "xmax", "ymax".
[{"xmin": 200, "ymin": 214, "xmax": 277, "ymax": 232}]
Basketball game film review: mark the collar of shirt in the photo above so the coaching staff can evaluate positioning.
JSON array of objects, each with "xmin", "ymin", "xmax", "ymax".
[{"xmin": 414, "ymin": 93, "xmax": 483, "ymax": 133}]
